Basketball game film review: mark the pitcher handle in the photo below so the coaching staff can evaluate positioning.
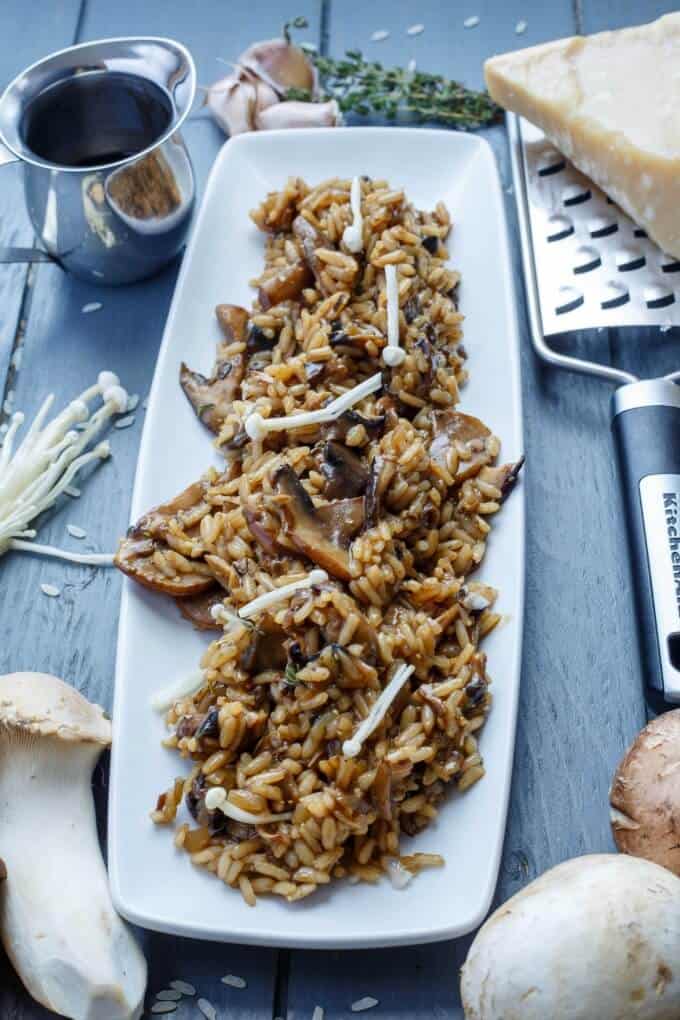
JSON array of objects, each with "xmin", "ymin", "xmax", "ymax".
[
  {"xmin": 0, "ymin": 138, "xmax": 56, "ymax": 264},
  {"xmin": 0, "ymin": 136, "xmax": 18, "ymax": 167}
]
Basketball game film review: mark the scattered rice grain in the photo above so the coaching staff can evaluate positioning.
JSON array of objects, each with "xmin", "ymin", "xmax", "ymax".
[
  {"xmin": 66, "ymin": 524, "xmax": 87, "ymax": 540},
  {"xmin": 197, "ymin": 998, "xmax": 217, "ymax": 1020},
  {"xmin": 155, "ymin": 989, "xmax": 182, "ymax": 1001},
  {"xmin": 406, "ymin": 23, "xmax": 424, "ymax": 35},
  {"xmin": 114, "ymin": 414, "xmax": 136, "ymax": 429},
  {"xmin": 40, "ymin": 583, "xmax": 60, "ymax": 598},
  {"xmin": 463, "ymin": 15, "xmax": 480, "ymax": 27},
  {"xmin": 81, "ymin": 302, "xmax": 102, "ymax": 314},
  {"xmin": 351, "ymin": 997, "xmax": 379, "ymax": 1013},
  {"xmin": 515, "ymin": 19, "xmax": 527, "ymax": 33},
  {"xmin": 221, "ymin": 974, "xmax": 247, "ymax": 989},
  {"xmin": 370, "ymin": 29, "xmax": 390, "ymax": 41},
  {"xmin": 169, "ymin": 980, "xmax": 196, "ymax": 995}
]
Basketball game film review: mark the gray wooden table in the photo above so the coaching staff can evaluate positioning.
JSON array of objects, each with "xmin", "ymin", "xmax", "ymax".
[{"xmin": 0, "ymin": 1, "xmax": 667, "ymax": 1016}]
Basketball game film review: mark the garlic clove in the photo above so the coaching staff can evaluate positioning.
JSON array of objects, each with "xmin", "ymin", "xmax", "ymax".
[
  {"xmin": 255, "ymin": 99, "xmax": 341, "ymax": 131},
  {"xmin": 239, "ymin": 37, "xmax": 315, "ymax": 93},
  {"xmin": 252, "ymin": 78, "xmax": 280, "ymax": 118},
  {"xmin": 206, "ymin": 75, "xmax": 257, "ymax": 136}
]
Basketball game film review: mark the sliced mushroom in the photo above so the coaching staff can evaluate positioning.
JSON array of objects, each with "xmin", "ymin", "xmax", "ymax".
[
  {"xmin": 180, "ymin": 304, "xmax": 248, "ymax": 433},
  {"xmin": 610, "ymin": 710, "xmax": 680, "ymax": 877},
  {"xmin": 273, "ymin": 465, "xmax": 364, "ymax": 580},
  {"xmin": 258, "ymin": 261, "xmax": 313, "ymax": 309},
  {"xmin": 176, "ymin": 587, "xmax": 224, "ymax": 630},
  {"xmin": 215, "ymin": 303, "xmax": 249, "ymax": 342},
  {"xmin": 243, "ymin": 505, "xmax": 280, "ymax": 556},
  {"xmin": 365, "ymin": 454, "xmax": 395, "ymax": 529},
  {"xmin": 180, "ymin": 355, "xmax": 245, "ymax": 434},
  {"xmin": 115, "ymin": 481, "xmax": 215, "ymax": 596},
  {"xmin": 292, "ymin": 214, "xmax": 333, "ymax": 295},
  {"xmin": 240, "ymin": 620, "xmax": 288, "ymax": 673},
  {"xmin": 319, "ymin": 441, "xmax": 369, "ymax": 499},
  {"xmin": 430, "ymin": 410, "xmax": 492, "ymax": 482},
  {"xmin": 324, "ymin": 409, "xmax": 386, "ymax": 443}
]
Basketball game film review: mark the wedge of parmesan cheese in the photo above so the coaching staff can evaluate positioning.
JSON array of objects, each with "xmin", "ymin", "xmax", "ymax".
[{"xmin": 485, "ymin": 13, "xmax": 680, "ymax": 257}]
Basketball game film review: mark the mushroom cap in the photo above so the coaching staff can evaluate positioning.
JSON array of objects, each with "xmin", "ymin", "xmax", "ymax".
[
  {"xmin": 610, "ymin": 710, "xmax": 680, "ymax": 876},
  {"xmin": 0, "ymin": 673, "xmax": 111, "ymax": 745}
]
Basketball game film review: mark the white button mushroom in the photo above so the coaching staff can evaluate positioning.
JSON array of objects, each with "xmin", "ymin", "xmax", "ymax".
[
  {"xmin": 610, "ymin": 709, "xmax": 680, "ymax": 876},
  {"xmin": 0, "ymin": 672, "xmax": 147, "ymax": 1019},
  {"xmin": 461, "ymin": 854, "xmax": 680, "ymax": 1020}
]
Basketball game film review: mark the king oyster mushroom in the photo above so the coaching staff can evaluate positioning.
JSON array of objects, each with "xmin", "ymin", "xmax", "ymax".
[
  {"xmin": 0, "ymin": 672, "xmax": 147, "ymax": 1019},
  {"xmin": 610, "ymin": 710, "xmax": 680, "ymax": 876}
]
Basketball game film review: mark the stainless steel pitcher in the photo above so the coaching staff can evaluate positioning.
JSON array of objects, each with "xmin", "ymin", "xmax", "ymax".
[{"xmin": 0, "ymin": 37, "xmax": 196, "ymax": 285}]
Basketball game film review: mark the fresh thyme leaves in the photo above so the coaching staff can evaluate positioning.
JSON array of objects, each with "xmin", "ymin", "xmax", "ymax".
[
  {"xmin": 286, "ymin": 18, "xmax": 500, "ymax": 129},
  {"xmin": 284, "ymin": 663, "xmax": 300, "ymax": 685}
]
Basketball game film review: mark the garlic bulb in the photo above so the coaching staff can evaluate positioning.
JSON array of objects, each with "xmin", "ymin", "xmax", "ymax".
[
  {"xmin": 207, "ymin": 24, "xmax": 340, "ymax": 137},
  {"xmin": 239, "ymin": 36, "xmax": 316, "ymax": 94}
]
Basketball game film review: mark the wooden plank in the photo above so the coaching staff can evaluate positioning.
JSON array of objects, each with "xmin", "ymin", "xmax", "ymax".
[
  {"xmin": 285, "ymin": 2, "xmax": 648, "ymax": 1018},
  {"xmin": 0, "ymin": 2, "xmax": 321, "ymax": 1018},
  {"xmin": 0, "ymin": 0, "xmax": 82, "ymax": 400}
]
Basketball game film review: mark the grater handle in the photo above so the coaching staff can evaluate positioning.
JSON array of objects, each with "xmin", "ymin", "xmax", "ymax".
[{"xmin": 612, "ymin": 379, "xmax": 680, "ymax": 710}]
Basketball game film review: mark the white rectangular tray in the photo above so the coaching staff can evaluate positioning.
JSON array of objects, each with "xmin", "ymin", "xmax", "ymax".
[{"xmin": 109, "ymin": 127, "xmax": 525, "ymax": 948}]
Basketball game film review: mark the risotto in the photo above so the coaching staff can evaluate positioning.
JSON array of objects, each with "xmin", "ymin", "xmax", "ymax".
[{"xmin": 115, "ymin": 175, "xmax": 523, "ymax": 905}]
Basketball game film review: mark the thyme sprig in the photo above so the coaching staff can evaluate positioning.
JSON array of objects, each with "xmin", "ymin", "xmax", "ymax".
[{"xmin": 286, "ymin": 19, "xmax": 500, "ymax": 129}]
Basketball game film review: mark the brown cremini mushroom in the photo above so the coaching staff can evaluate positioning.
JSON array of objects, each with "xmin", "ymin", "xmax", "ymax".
[
  {"xmin": 274, "ymin": 465, "xmax": 364, "ymax": 580},
  {"xmin": 430, "ymin": 410, "xmax": 492, "ymax": 482},
  {"xmin": 258, "ymin": 261, "xmax": 313, "ymax": 309},
  {"xmin": 176, "ymin": 586, "xmax": 224, "ymax": 630},
  {"xmin": 180, "ymin": 303, "xmax": 248, "ymax": 433},
  {"xmin": 115, "ymin": 480, "xmax": 215, "ymax": 596},
  {"xmin": 319, "ymin": 440, "xmax": 369, "ymax": 499},
  {"xmin": 610, "ymin": 710, "xmax": 680, "ymax": 876}
]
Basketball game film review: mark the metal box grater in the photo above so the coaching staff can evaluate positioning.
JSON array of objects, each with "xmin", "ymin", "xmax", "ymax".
[{"xmin": 507, "ymin": 111, "xmax": 680, "ymax": 710}]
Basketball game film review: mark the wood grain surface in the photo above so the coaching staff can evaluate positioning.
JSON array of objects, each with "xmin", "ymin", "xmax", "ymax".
[{"xmin": 0, "ymin": 0, "xmax": 670, "ymax": 1016}]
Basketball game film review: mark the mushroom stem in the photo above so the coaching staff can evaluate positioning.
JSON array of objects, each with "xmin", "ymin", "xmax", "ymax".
[{"xmin": 0, "ymin": 673, "xmax": 146, "ymax": 1019}]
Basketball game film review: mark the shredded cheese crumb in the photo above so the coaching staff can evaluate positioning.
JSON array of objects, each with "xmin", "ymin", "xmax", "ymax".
[
  {"xmin": 238, "ymin": 570, "xmax": 328, "ymax": 620},
  {"xmin": 206, "ymin": 786, "xmax": 293, "ymax": 825},
  {"xmin": 342, "ymin": 663, "xmax": 415, "ymax": 758},
  {"xmin": 244, "ymin": 373, "xmax": 382, "ymax": 441},
  {"xmin": 151, "ymin": 670, "xmax": 206, "ymax": 711},
  {"xmin": 382, "ymin": 264, "xmax": 405, "ymax": 367},
  {"xmin": 342, "ymin": 176, "xmax": 364, "ymax": 253}
]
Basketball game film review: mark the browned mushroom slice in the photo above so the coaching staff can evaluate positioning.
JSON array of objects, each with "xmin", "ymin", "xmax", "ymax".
[
  {"xmin": 180, "ymin": 354, "xmax": 245, "ymax": 434},
  {"xmin": 115, "ymin": 536, "xmax": 214, "ymax": 596},
  {"xmin": 365, "ymin": 454, "xmax": 396, "ymax": 529},
  {"xmin": 114, "ymin": 480, "xmax": 215, "ymax": 596},
  {"xmin": 292, "ymin": 215, "xmax": 333, "ymax": 295},
  {"xmin": 273, "ymin": 465, "xmax": 364, "ymax": 580},
  {"xmin": 258, "ymin": 261, "xmax": 313, "ymax": 310},
  {"xmin": 215, "ymin": 303, "xmax": 249, "ymax": 342},
  {"xmin": 243, "ymin": 505, "xmax": 280, "ymax": 557},
  {"xmin": 324, "ymin": 409, "xmax": 386, "ymax": 443},
  {"xmin": 176, "ymin": 587, "xmax": 224, "ymax": 630},
  {"xmin": 319, "ymin": 441, "xmax": 369, "ymax": 500},
  {"xmin": 430, "ymin": 411, "xmax": 492, "ymax": 482},
  {"xmin": 240, "ymin": 619, "xmax": 288, "ymax": 673}
]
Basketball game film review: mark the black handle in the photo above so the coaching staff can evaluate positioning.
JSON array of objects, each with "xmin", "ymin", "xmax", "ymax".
[{"xmin": 612, "ymin": 379, "xmax": 680, "ymax": 711}]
